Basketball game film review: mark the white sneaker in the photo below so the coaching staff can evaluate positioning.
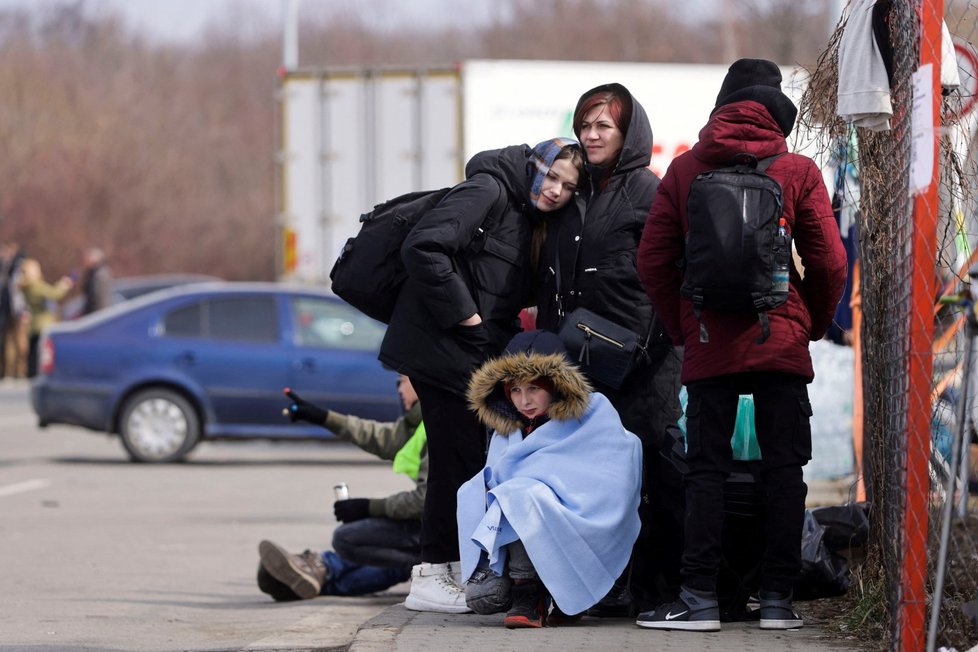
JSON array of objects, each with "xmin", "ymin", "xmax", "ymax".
[{"xmin": 403, "ymin": 562, "xmax": 471, "ymax": 613}]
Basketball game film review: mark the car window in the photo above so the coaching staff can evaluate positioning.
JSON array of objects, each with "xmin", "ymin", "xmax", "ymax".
[
  {"xmin": 290, "ymin": 297, "xmax": 385, "ymax": 351},
  {"xmin": 164, "ymin": 303, "xmax": 203, "ymax": 337},
  {"xmin": 208, "ymin": 297, "xmax": 278, "ymax": 342},
  {"xmin": 162, "ymin": 296, "xmax": 278, "ymax": 342}
]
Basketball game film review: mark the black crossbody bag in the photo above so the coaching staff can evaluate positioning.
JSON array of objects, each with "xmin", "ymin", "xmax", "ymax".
[
  {"xmin": 551, "ymin": 256, "xmax": 656, "ymax": 389},
  {"xmin": 558, "ymin": 307, "xmax": 654, "ymax": 389}
]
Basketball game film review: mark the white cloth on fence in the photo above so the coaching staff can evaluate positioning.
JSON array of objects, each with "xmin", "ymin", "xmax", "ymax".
[
  {"xmin": 839, "ymin": 0, "xmax": 960, "ymax": 130},
  {"xmin": 837, "ymin": 0, "xmax": 892, "ymax": 131}
]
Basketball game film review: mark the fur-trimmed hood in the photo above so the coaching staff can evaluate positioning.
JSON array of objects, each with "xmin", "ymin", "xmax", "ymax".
[{"xmin": 467, "ymin": 331, "xmax": 591, "ymax": 434}]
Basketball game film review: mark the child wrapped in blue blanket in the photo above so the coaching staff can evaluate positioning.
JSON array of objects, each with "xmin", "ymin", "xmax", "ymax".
[{"xmin": 457, "ymin": 330, "xmax": 643, "ymax": 628}]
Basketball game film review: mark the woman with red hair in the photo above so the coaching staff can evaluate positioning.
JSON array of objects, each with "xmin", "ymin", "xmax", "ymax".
[{"xmin": 535, "ymin": 84, "xmax": 684, "ymax": 617}]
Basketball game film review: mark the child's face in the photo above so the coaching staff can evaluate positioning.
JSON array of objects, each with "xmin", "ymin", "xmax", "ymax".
[{"xmin": 508, "ymin": 382, "xmax": 553, "ymax": 420}]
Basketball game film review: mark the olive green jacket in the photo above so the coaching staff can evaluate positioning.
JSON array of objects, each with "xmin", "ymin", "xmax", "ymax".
[
  {"xmin": 22, "ymin": 279, "xmax": 71, "ymax": 336},
  {"xmin": 324, "ymin": 401, "xmax": 425, "ymax": 520}
]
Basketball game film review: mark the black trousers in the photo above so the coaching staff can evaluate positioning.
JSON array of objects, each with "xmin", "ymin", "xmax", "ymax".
[
  {"xmin": 27, "ymin": 333, "xmax": 40, "ymax": 378},
  {"xmin": 602, "ymin": 350, "xmax": 685, "ymax": 612},
  {"xmin": 682, "ymin": 371, "xmax": 812, "ymax": 595},
  {"xmin": 410, "ymin": 377, "xmax": 488, "ymax": 564}
]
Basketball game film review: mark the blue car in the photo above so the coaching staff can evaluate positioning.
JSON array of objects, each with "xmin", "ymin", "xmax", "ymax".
[{"xmin": 32, "ymin": 282, "xmax": 402, "ymax": 462}]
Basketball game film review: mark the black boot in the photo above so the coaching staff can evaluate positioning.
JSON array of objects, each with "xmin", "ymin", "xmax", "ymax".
[{"xmin": 503, "ymin": 580, "xmax": 548, "ymax": 628}]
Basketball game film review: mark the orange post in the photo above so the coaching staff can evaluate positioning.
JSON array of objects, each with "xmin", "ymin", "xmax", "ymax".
[
  {"xmin": 851, "ymin": 262, "xmax": 866, "ymax": 502},
  {"xmin": 900, "ymin": 1, "xmax": 943, "ymax": 650}
]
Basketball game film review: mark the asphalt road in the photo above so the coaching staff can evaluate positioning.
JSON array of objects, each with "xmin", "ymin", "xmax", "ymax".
[{"xmin": 0, "ymin": 380, "xmax": 408, "ymax": 652}]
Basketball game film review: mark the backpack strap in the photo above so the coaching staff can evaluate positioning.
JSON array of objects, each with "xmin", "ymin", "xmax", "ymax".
[
  {"xmin": 754, "ymin": 306, "xmax": 772, "ymax": 344},
  {"xmin": 756, "ymin": 153, "xmax": 784, "ymax": 171},
  {"xmin": 754, "ymin": 153, "xmax": 783, "ymax": 345},
  {"xmin": 470, "ymin": 175, "xmax": 509, "ymax": 244},
  {"xmin": 732, "ymin": 153, "xmax": 784, "ymax": 171},
  {"xmin": 691, "ymin": 292, "xmax": 709, "ymax": 344}
]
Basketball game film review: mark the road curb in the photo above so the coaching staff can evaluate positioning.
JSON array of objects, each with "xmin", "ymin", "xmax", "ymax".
[{"xmin": 347, "ymin": 602, "xmax": 853, "ymax": 651}]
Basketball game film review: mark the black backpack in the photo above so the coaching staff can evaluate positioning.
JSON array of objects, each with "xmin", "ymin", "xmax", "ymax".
[
  {"xmin": 681, "ymin": 154, "xmax": 790, "ymax": 344},
  {"xmin": 329, "ymin": 177, "xmax": 505, "ymax": 324}
]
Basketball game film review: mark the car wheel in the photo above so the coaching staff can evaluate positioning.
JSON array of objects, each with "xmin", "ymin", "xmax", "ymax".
[{"xmin": 119, "ymin": 388, "xmax": 201, "ymax": 463}]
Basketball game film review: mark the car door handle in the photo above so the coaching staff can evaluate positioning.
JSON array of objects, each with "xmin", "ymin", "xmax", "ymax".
[
  {"xmin": 293, "ymin": 358, "xmax": 316, "ymax": 372},
  {"xmin": 177, "ymin": 351, "xmax": 197, "ymax": 366}
]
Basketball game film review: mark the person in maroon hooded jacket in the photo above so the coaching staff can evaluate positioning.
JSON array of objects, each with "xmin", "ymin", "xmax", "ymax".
[{"xmin": 634, "ymin": 59, "xmax": 847, "ymax": 632}]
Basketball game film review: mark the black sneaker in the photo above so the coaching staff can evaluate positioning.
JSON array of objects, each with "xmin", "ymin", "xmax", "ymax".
[
  {"xmin": 758, "ymin": 589, "xmax": 803, "ymax": 629},
  {"xmin": 635, "ymin": 586, "xmax": 721, "ymax": 631},
  {"xmin": 503, "ymin": 580, "xmax": 549, "ymax": 629}
]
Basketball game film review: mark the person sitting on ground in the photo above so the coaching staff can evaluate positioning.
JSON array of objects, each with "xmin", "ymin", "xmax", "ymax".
[
  {"xmin": 257, "ymin": 375, "xmax": 425, "ymax": 601},
  {"xmin": 457, "ymin": 330, "xmax": 642, "ymax": 628}
]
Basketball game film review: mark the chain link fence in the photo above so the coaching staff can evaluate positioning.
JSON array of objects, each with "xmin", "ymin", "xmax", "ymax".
[{"xmin": 798, "ymin": 0, "xmax": 978, "ymax": 649}]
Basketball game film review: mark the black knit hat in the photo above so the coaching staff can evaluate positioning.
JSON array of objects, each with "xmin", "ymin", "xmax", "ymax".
[
  {"xmin": 504, "ymin": 330, "xmax": 568, "ymax": 358},
  {"xmin": 716, "ymin": 59, "xmax": 783, "ymax": 105},
  {"xmin": 713, "ymin": 58, "xmax": 797, "ymax": 137}
]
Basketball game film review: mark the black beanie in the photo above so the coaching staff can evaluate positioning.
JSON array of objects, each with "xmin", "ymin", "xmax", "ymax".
[
  {"xmin": 503, "ymin": 330, "xmax": 568, "ymax": 358},
  {"xmin": 713, "ymin": 58, "xmax": 797, "ymax": 138},
  {"xmin": 715, "ymin": 59, "xmax": 783, "ymax": 105}
]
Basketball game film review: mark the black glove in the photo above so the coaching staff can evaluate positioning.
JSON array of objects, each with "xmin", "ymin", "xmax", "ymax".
[
  {"xmin": 334, "ymin": 498, "xmax": 370, "ymax": 523},
  {"xmin": 283, "ymin": 388, "xmax": 328, "ymax": 425}
]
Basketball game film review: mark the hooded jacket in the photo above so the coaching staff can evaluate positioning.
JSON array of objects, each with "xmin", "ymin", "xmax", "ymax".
[
  {"xmin": 467, "ymin": 331, "xmax": 592, "ymax": 435},
  {"xmin": 458, "ymin": 331, "xmax": 642, "ymax": 614},
  {"xmin": 534, "ymin": 84, "xmax": 679, "ymax": 446},
  {"xmin": 637, "ymin": 100, "xmax": 848, "ymax": 383},
  {"xmin": 379, "ymin": 145, "xmax": 544, "ymax": 396},
  {"xmin": 537, "ymin": 84, "xmax": 660, "ymax": 343}
]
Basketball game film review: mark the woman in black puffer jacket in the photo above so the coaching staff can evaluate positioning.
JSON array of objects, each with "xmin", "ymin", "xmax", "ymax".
[
  {"xmin": 536, "ymin": 84, "xmax": 684, "ymax": 615},
  {"xmin": 380, "ymin": 138, "xmax": 584, "ymax": 613}
]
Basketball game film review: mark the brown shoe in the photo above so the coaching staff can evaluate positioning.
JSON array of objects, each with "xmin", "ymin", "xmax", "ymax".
[
  {"xmin": 256, "ymin": 563, "xmax": 301, "ymax": 602},
  {"xmin": 258, "ymin": 540, "xmax": 327, "ymax": 599}
]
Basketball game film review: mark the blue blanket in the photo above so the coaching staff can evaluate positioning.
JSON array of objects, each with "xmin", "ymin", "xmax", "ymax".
[{"xmin": 457, "ymin": 392, "xmax": 642, "ymax": 615}]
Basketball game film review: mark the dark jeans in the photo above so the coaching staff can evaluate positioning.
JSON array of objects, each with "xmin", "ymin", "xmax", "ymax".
[
  {"xmin": 320, "ymin": 517, "xmax": 421, "ymax": 596},
  {"xmin": 318, "ymin": 551, "xmax": 411, "ymax": 596},
  {"xmin": 682, "ymin": 372, "xmax": 812, "ymax": 595},
  {"xmin": 410, "ymin": 378, "xmax": 488, "ymax": 563},
  {"xmin": 332, "ymin": 517, "xmax": 422, "ymax": 568},
  {"xmin": 465, "ymin": 540, "xmax": 536, "ymax": 614}
]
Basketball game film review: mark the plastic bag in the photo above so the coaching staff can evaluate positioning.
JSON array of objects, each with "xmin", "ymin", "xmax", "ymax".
[{"xmin": 794, "ymin": 509, "xmax": 852, "ymax": 600}]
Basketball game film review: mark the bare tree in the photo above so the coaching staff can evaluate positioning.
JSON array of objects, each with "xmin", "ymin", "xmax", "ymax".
[
  {"xmin": 732, "ymin": 0, "xmax": 834, "ymax": 66},
  {"xmin": 0, "ymin": 0, "xmax": 835, "ymax": 285}
]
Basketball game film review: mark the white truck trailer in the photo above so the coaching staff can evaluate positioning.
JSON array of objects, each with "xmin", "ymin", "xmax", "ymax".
[{"xmin": 274, "ymin": 59, "xmax": 808, "ymax": 284}]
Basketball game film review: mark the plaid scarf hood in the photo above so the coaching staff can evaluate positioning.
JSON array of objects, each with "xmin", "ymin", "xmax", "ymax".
[{"xmin": 527, "ymin": 137, "xmax": 580, "ymax": 205}]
